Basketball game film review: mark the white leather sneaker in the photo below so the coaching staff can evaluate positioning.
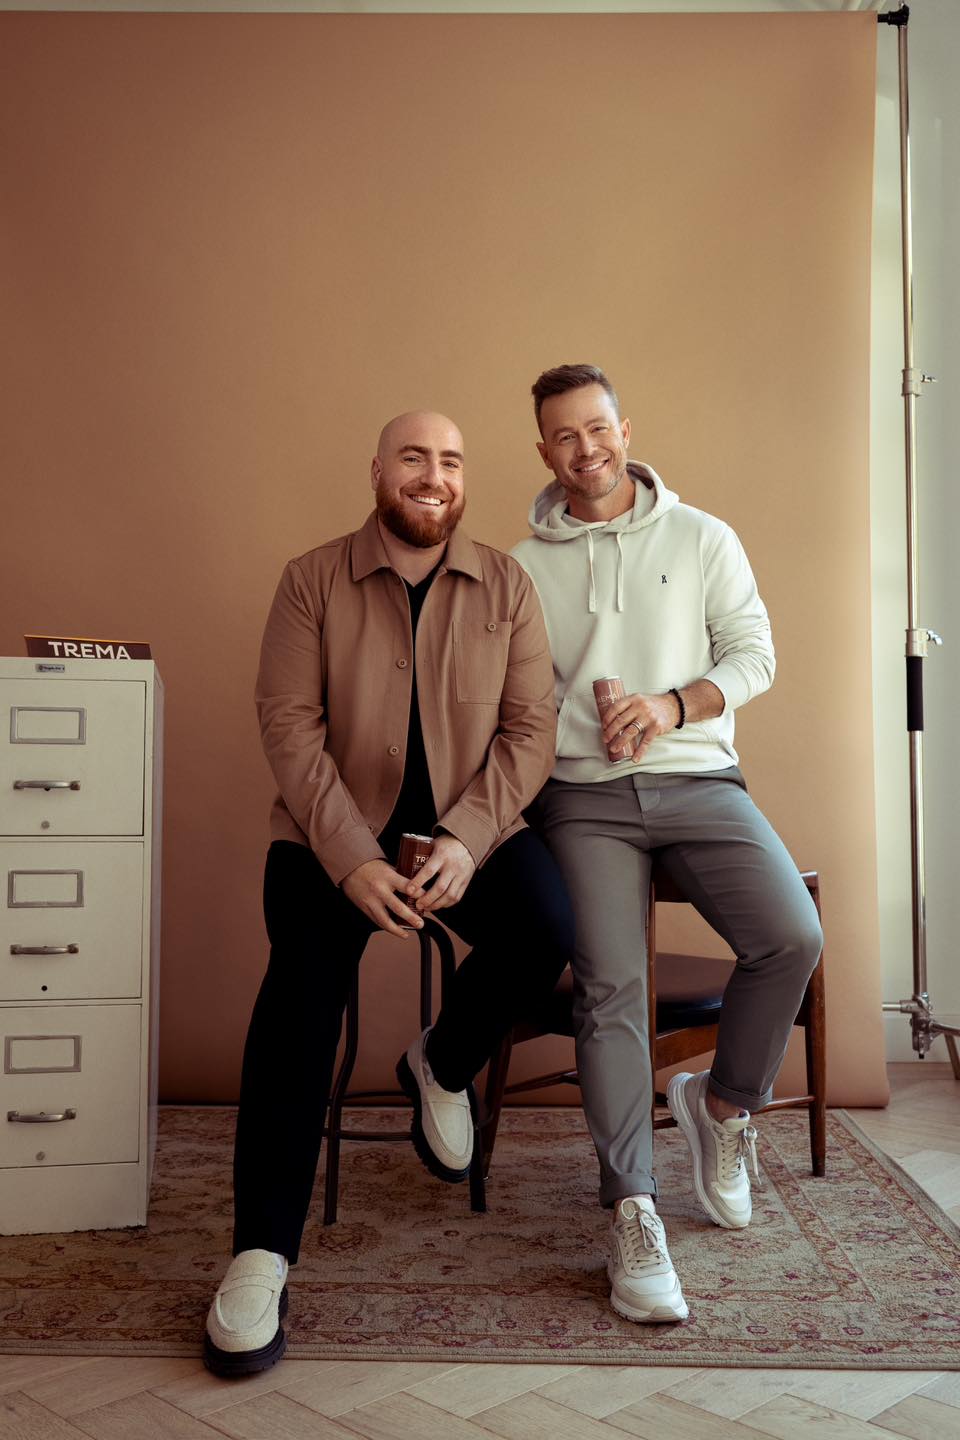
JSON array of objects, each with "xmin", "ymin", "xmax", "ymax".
[
  {"xmin": 666, "ymin": 1070, "xmax": 759, "ymax": 1229},
  {"xmin": 396, "ymin": 1028, "xmax": 473, "ymax": 1182},
  {"xmin": 608, "ymin": 1197, "xmax": 689, "ymax": 1323},
  {"xmin": 203, "ymin": 1249, "xmax": 289, "ymax": 1376}
]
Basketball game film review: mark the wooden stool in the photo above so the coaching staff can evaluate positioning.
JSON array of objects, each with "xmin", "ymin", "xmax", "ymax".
[
  {"xmin": 322, "ymin": 916, "xmax": 487, "ymax": 1224},
  {"xmin": 482, "ymin": 869, "xmax": 826, "ymax": 1179}
]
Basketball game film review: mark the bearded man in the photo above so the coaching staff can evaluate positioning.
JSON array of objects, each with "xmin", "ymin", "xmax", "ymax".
[{"xmin": 203, "ymin": 410, "xmax": 573, "ymax": 1375}]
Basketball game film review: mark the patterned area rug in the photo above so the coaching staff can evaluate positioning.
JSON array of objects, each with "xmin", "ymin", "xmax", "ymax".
[{"xmin": 1, "ymin": 1107, "xmax": 958, "ymax": 1368}]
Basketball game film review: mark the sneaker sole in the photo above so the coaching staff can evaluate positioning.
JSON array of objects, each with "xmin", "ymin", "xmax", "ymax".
[
  {"xmin": 202, "ymin": 1285, "xmax": 289, "ymax": 1377},
  {"xmin": 666, "ymin": 1073, "xmax": 750, "ymax": 1230},
  {"xmin": 396, "ymin": 1054, "xmax": 472, "ymax": 1184},
  {"xmin": 606, "ymin": 1265, "xmax": 689, "ymax": 1323}
]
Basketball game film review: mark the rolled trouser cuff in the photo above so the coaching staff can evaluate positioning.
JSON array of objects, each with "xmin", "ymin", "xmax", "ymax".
[
  {"xmin": 599, "ymin": 1170, "xmax": 658, "ymax": 1209},
  {"xmin": 708, "ymin": 1072, "xmax": 773, "ymax": 1113}
]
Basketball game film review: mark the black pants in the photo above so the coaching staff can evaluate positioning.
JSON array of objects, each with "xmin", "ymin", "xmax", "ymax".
[{"xmin": 232, "ymin": 831, "xmax": 574, "ymax": 1262}]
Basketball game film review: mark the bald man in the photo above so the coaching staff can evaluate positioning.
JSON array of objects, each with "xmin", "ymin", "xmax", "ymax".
[{"xmin": 204, "ymin": 411, "xmax": 573, "ymax": 1375}]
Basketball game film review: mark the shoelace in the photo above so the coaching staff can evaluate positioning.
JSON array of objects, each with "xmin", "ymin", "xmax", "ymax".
[
  {"xmin": 716, "ymin": 1122, "xmax": 762, "ymax": 1189},
  {"xmin": 617, "ymin": 1203, "xmax": 667, "ymax": 1269}
]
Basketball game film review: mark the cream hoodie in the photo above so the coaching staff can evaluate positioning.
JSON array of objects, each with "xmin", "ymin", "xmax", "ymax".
[{"xmin": 510, "ymin": 462, "xmax": 775, "ymax": 782}]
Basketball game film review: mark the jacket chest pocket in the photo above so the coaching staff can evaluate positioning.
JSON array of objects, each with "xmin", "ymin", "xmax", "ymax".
[{"xmin": 453, "ymin": 620, "xmax": 512, "ymax": 704}]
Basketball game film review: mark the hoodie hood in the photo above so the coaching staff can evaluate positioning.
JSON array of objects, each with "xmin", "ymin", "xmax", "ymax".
[
  {"xmin": 526, "ymin": 461, "xmax": 679, "ymax": 539},
  {"xmin": 525, "ymin": 462, "xmax": 680, "ymax": 613}
]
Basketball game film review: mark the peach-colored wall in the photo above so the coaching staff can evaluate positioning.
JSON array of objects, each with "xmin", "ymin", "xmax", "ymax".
[{"xmin": 0, "ymin": 12, "xmax": 885, "ymax": 1107}]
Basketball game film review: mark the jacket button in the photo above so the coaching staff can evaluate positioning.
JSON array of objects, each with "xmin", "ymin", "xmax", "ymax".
[
  {"xmin": 388, "ymin": 745, "xmax": 400, "ymax": 756},
  {"xmin": 486, "ymin": 622, "xmax": 497, "ymax": 632},
  {"xmin": 397, "ymin": 658, "xmax": 408, "ymax": 668}
]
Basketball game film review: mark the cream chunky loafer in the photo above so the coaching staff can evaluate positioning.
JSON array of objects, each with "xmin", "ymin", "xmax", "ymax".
[
  {"xmin": 203, "ymin": 1248, "xmax": 289, "ymax": 1377},
  {"xmin": 396, "ymin": 1027, "xmax": 474, "ymax": 1182}
]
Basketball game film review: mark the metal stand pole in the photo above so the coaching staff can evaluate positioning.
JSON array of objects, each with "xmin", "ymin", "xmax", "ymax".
[{"xmin": 878, "ymin": 6, "xmax": 959, "ymax": 1077}]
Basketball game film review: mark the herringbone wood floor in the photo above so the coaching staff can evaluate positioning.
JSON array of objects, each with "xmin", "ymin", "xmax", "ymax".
[{"xmin": 3, "ymin": 1064, "xmax": 959, "ymax": 1440}]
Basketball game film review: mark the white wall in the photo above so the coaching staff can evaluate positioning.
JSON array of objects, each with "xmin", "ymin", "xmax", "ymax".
[{"xmin": 872, "ymin": 0, "xmax": 960, "ymax": 1060}]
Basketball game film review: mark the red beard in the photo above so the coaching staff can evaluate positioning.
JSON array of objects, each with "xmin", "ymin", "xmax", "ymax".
[{"xmin": 376, "ymin": 487, "xmax": 466, "ymax": 548}]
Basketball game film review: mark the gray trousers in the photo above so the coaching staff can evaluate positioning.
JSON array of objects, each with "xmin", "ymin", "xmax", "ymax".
[{"xmin": 535, "ymin": 768, "xmax": 823, "ymax": 1207}]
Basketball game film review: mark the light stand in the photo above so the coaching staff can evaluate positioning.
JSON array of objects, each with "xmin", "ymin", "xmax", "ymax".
[{"xmin": 878, "ymin": 4, "xmax": 959, "ymax": 1076}]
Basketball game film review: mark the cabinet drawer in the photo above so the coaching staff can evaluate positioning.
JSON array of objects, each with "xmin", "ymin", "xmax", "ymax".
[
  {"xmin": 1, "ymin": 679, "xmax": 145, "ymax": 836},
  {"xmin": 1, "ymin": 1004, "xmax": 140, "ymax": 1168},
  {"xmin": 1, "ymin": 842, "xmax": 143, "ymax": 1000}
]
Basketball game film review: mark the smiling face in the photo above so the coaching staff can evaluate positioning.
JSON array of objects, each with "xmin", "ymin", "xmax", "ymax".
[
  {"xmin": 371, "ymin": 411, "xmax": 466, "ymax": 548},
  {"xmin": 536, "ymin": 383, "xmax": 633, "ymax": 520}
]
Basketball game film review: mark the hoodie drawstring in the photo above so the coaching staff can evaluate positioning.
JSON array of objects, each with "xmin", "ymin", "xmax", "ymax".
[
  {"xmin": 582, "ymin": 528, "xmax": 625, "ymax": 613},
  {"xmin": 585, "ymin": 528, "xmax": 597, "ymax": 613}
]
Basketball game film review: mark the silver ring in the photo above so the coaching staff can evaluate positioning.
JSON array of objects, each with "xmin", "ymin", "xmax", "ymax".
[{"xmin": 630, "ymin": 721, "xmax": 644, "ymax": 735}]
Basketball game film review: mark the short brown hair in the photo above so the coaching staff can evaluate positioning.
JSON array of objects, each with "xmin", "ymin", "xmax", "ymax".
[{"xmin": 531, "ymin": 364, "xmax": 619, "ymax": 433}]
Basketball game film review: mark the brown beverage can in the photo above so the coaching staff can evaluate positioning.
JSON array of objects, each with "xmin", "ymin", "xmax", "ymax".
[
  {"xmin": 396, "ymin": 833, "xmax": 435, "ymax": 929},
  {"xmin": 397, "ymin": 833, "xmax": 435, "ymax": 879},
  {"xmin": 593, "ymin": 676, "xmax": 638, "ymax": 763}
]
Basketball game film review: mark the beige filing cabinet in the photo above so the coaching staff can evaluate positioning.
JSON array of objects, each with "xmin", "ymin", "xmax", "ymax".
[{"xmin": 0, "ymin": 658, "xmax": 163, "ymax": 1234}]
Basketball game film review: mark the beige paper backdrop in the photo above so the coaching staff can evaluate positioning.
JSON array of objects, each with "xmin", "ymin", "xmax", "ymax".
[{"xmin": 0, "ymin": 12, "xmax": 885, "ymax": 1106}]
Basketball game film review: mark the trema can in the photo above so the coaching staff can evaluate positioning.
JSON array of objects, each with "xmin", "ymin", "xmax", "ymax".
[{"xmin": 593, "ymin": 676, "xmax": 638, "ymax": 763}]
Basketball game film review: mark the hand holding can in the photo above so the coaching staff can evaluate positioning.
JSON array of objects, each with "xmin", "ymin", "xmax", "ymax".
[
  {"xmin": 593, "ymin": 676, "xmax": 639, "ymax": 762},
  {"xmin": 396, "ymin": 833, "xmax": 435, "ymax": 928}
]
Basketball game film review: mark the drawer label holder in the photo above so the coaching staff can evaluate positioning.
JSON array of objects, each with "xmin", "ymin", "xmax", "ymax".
[
  {"xmin": 7, "ymin": 870, "xmax": 85, "ymax": 908},
  {"xmin": 4, "ymin": 1034, "xmax": 82, "ymax": 1074}
]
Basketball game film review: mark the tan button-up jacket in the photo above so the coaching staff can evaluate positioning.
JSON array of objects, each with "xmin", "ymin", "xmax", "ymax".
[{"xmin": 257, "ymin": 511, "xmax": 557, "ymax": 884}]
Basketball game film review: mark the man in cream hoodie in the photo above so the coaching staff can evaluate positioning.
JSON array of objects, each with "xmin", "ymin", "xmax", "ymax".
[{"xmin": 512, "ymin": 364, "xmax": 823, "ymax": 1325}]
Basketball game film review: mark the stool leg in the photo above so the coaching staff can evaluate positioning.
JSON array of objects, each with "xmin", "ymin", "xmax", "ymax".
[
  {"xmin": 467, "ymin": 1082, "xmax": 487, "ymax": 1214},
  {"xmin": 323, "ymin": 970, "xmax": 360, "ymax": 1226},
  {"xmin": 804, "ymin": 957, "xmax": 827, "ymax": 1177},
  {"xmin": 418, "ymin": 925, "xmax": 433, "ymax": 1032}
]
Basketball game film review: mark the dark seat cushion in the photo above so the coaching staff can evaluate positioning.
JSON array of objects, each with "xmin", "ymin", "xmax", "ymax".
[
  {"xmin": 654, "ymin": 952, "xmax": 733, "ymax": 1029},
  {"xmin": 516, "ymin": 954, "xmax": 734, "ymax": 1040}
]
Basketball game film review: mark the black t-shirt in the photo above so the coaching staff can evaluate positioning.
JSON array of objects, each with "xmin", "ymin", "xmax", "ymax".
[{"xmin": 377, "ymin": 567, "xmax": 439, "ymax": 866}]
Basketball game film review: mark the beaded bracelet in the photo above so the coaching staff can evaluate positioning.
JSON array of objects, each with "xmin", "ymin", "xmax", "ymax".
[{"xmin": 669, "ymin": 687, "xmax": 686, "ymax": 729}]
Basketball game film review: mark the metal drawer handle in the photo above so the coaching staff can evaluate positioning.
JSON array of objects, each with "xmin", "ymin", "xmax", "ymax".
[
  {"xmin": 13, "ymin": 780, "xmax": 81, "ymax": 791},
  {"xmin": 11, "ymin": 945, "xmax": 79, "ymax": 956},
  {"xmin": 7, "ymin": 1108, "xmax": 77, "ymax": 1124}
]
